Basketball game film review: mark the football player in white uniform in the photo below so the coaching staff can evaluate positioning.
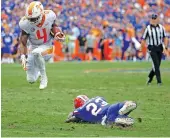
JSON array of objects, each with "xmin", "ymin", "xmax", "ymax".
[{"xmin": 19, "ymin": 1, "xmax": 64, "ymax": 89}]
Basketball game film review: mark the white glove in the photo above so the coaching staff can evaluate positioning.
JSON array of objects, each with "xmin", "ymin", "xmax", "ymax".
[
  {"xmin": 54, "ymin": 32, "xmax": 65, "ymax": 41},
  {"xmin": 20, "ymin": 54, "xmax": 27, "ymax": 71}
]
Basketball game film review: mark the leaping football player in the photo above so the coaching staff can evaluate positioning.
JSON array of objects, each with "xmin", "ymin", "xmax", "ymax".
[
  {"xmin": 65, "ymin": 95, "xmax": 137, "ymax": 127},
  {"xmin": 19, "ymin": 1, "xmax": 65, "ymax": 89}
]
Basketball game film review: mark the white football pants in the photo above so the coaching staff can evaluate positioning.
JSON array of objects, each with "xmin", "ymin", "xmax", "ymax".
[{"xmin": 26, "ymin": 45, "xmax": 53, "ymax": 83}]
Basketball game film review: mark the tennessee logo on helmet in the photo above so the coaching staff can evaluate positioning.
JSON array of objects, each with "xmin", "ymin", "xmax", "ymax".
[
  {"xmin": 36, "ymin": 4, "xmax": 43, "ymax": 12},
  {"xmin": 28, "ymin": 2, "xmax": 36, "ymax": 16}
]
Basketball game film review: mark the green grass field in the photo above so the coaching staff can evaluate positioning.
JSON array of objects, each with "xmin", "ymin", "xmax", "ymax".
[{"xmin": 1, "ymin": 61, "xmax": 170, "ymax": 137}]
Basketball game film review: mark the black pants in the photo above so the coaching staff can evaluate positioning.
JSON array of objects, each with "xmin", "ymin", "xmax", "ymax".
[
  {"xmin": 148, "ymin": 45, "xmax": 163, "ymax": 83},
  {"xmin": 100, "ymin": 44, "xmax": 105, "ymax": 60}
]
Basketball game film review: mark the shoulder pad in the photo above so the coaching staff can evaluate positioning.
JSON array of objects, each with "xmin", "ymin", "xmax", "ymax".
[
  {"xmin": 19, "ymin": 17, "xmax": 29, "ymax": 34},
  {"xmin": 44, "ymin": 10, "xmax": 56, "ymax": 20}
]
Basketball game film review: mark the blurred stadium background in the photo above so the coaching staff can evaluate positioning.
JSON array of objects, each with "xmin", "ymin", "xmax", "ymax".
[
  {"xmin": 2, "ymin": 0, "xmax": 170, "ymax": 137},
  {"xmin": 1, "ymin": 0, "xmax": 170, "ymax": 63}
]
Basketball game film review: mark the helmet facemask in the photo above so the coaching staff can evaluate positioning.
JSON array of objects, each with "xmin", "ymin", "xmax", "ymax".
[{"xmin": 27, "ymin": 14, "xmax": 43, "ymax": 25}]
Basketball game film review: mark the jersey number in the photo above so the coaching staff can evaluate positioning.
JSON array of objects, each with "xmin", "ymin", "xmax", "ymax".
[
  {"xmin": 86, "ymin": 98, "xmax": 108, "ymax": 116},
  {"xmin": 36, "ymin": 28, "xmax": 47, "ymax": 43},
  {"xmin": 86, "ymin": 103, "xmax": 102, "ymax": 116}
]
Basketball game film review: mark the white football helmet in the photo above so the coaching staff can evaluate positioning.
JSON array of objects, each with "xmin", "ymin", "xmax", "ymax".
[{"xmin": 25, "ymin": 1, "xmax": 44, "ymax": 25}]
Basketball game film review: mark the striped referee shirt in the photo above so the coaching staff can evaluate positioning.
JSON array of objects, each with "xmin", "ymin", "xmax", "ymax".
[{"xmin": 142, "ymin": 24, "xmax": 167, "ymax": 46}]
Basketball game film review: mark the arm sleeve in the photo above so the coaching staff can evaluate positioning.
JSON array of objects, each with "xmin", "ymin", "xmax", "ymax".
[
  {"xmin": 162, "ymin": 26, "xmax": 167, "ymax": 38},
  {"xmin": 142, "ymin": 27, "xmax": 148, "ymax": 40}
]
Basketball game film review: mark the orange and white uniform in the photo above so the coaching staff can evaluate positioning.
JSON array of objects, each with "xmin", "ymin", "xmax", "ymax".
[
  {"xmin": 19, "ymin": 10, "xmax": 56, "ymax": 50},
  {"xmin": 19, "ymin": 1, "xmax": 59, "ymax": 89}
]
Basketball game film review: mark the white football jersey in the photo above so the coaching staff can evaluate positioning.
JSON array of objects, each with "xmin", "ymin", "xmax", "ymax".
[{"xmin": 19, "ymin": 10, "xmax": 56, "ymax": 46}]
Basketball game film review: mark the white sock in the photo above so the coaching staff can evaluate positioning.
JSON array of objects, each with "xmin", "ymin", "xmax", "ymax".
[
  {"xmin": 2, "ymin": 58, "xmax": 6, "ymax": 63},
  {"xmin": 3, "ymin": 58, "xmax": 8, "ymax": 63},
  {"xmin": 7, "ymin": 58, "xmax": 10, "ymax": 63},
  {"xmin": 48, "ymin": 57, "xmax": 54, "ymax": 63},
  {"xmin": 133, "ymin": 57, "xmax": 136, "ymax": 62},
  {"xmin": 10, "ymin": 58, "xmax": 14, "ymax": 63}
]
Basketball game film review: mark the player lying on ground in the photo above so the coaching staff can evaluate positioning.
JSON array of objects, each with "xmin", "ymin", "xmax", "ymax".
[
  {"xmin": 65, "ymin": 95, "xmax": 137, "ymax": 127},
  {"xmin": 19, "ymin": 1, "xmax": 65, "ymax": 89}
]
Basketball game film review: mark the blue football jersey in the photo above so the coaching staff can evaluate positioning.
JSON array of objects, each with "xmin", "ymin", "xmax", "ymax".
[
  {"xmin": 73, "ymin": 96, "xmax": 110, "ymax": 123},
  {"xmin": 2, "ymin": 34, "xmax": 13, "ymax": 47}
]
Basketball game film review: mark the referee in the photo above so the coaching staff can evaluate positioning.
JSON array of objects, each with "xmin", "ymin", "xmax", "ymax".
[{"xmin": 141, "ymin": 13, "xmax": 168, "ymax": 85}]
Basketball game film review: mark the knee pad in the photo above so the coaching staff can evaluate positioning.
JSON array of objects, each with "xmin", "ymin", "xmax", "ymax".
[
  {"xmin": 32, "ymin": 50, "xmax": 44, "ymax": 61},
  {"xmin": 32, "ymin": 48, "xmax": 43, "ymax": 56},
  {"xmin": 32, "ymin": 52, "xmax": 41, "ymax": 58}
]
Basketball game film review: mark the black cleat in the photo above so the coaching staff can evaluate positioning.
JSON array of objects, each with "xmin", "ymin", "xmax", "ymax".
[
  {"xmin": 146, "ymin": 82, "xmax": 151, "ymax": 85},
  {"xmin": 157, "ymin": 83, "xmax": 162, "ymax": 86},
  {"xmin": 146, "ymin": 77, "xmax": 152, "ymax": 85}
]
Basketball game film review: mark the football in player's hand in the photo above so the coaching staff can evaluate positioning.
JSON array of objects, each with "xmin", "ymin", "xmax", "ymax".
[{"xmin": 50, "ymin": 27, "xmax": 64, "ymax": 38}]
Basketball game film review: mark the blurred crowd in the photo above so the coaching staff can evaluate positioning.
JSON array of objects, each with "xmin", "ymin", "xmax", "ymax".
[{"xmin": 1, "ymin": 0, "xmax": 170, "ymax": 63}]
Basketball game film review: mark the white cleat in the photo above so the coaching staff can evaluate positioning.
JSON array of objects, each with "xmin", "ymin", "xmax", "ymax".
[
  {"xmin": 115, "ymin": 117, "xmax": 134, "ymax": 126},
  {"xmin": 119, "ymin": 101, "xmax": 137, "ymax": 115},
  {"xmin": 39, "ymin": 75, "xmax": 48, "ymax": 90}
]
